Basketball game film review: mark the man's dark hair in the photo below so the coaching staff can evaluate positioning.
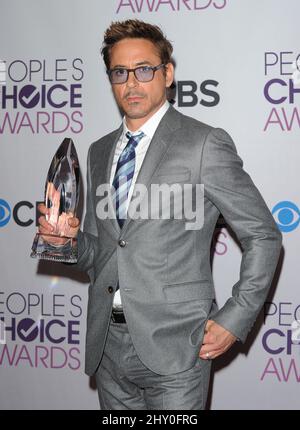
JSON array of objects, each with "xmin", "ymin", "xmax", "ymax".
[{"xmin": 101, "ymin": 19, "xmax": 173, "ymax": 70}]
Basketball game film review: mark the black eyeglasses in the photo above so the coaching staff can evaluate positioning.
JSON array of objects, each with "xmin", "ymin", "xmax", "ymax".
[{"xmin": 107, "ymin": 64, "xmax": 165, "ymax": 84}]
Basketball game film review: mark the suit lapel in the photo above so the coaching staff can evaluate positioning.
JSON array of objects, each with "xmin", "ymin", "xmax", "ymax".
[{"xmin": 102, "ymin": 125, "xmax": 123, "ymax": 237}]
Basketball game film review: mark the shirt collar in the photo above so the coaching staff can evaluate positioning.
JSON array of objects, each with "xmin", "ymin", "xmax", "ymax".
[{"xmin": 122, "ymin": 100, "xmax": 170, "ymax": 138}]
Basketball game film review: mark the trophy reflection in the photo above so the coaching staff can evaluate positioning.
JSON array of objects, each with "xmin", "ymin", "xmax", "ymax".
[{"xmin": 31, "ymin": 138, "xmax": 80, "ymax": 262}]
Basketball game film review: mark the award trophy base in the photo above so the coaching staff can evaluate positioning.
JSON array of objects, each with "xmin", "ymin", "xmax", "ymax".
[{"xmin": 30, "ymin": 233, "xmax": 78, "ymax": 263}]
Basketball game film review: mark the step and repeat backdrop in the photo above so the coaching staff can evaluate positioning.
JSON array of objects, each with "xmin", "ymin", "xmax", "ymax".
[{"xmin": 0, "ymin": 0, "xmax": 299, "ymax": 409}]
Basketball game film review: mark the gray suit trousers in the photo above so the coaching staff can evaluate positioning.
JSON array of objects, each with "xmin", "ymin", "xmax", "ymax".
[{"xmin": 95, "ymin": 319, "xmax": 212, "ymax": 410}]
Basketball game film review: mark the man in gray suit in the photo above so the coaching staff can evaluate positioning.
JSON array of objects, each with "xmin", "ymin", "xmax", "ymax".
[{"xmin": 38, "ymin": 19, "xmax": 282, "ymax": 410}]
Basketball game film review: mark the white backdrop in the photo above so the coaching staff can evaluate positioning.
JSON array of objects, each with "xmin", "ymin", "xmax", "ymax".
[{"xmin": 0, "ymin": 0, "xmax": 299, "ymax": 410}]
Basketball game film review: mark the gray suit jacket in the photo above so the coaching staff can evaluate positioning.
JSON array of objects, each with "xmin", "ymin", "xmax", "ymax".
[{"xmin": 76, "ymin": 105, "xmax": 282, "ymax": 376}]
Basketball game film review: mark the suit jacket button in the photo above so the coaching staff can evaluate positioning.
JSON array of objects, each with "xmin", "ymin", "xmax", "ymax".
[
  {"xmin": 107, "ymin": 286, "xmax": 114, "ymax": 294},
  {"xmin": 118, "ymin": 239, "xmax": 126, "ymax": 247}
]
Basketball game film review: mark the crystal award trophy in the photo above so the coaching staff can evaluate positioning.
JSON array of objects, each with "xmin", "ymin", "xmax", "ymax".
[{"xmin": 30, "ymin": 138, "xmax": 80, "ymax": 263}]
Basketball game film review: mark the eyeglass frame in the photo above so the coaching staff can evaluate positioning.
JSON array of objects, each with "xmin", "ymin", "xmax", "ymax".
[{"xmin": 107, "ymin": 63, "xmax": 166, "ymax": 84}]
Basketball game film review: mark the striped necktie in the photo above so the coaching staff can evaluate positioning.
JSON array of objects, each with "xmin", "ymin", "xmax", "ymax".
[{"xmin": 112, "ymin": 131, "xmax": 144, "ymax": 228}]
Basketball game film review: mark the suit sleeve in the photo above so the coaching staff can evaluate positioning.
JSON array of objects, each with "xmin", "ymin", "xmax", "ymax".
[
  {"xmin": 201, "ymin": 127, "xmax": 282, "ymax": 342},
  {"xmin": 75, "ymin": 144, "xmax": 99, "ymax": 283}
]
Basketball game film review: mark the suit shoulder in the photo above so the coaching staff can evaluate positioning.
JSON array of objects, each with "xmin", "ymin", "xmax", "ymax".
[
  {"xmin": 176, "ymin": 109, "xmax": 214, "ymax": 136},
  {"xmin": 175, "ymin": 109, "xmax": 234, "ymax": 144},
  {"xmin": 88, "ymin": 127, "xmax": 121, "ymax": 155}
]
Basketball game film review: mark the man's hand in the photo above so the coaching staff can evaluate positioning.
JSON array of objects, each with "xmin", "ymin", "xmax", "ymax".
[
  {"xmin": 199, "ymin": 320, "xmax": 237, "ymax": 360},
  {"xmin": 37, "ymin": 203, "xmax": 80, "ymax": 246}
]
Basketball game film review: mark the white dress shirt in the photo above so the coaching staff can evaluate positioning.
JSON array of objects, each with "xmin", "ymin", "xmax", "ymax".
[{"xmin": 111, "ymin": 100, "xmax": 170, "ymax": 308}]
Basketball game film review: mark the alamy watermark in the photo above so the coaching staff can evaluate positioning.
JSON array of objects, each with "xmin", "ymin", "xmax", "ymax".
[{"xmin": 96, "ymin": 181, "xmax": 205, "ymax": 230}]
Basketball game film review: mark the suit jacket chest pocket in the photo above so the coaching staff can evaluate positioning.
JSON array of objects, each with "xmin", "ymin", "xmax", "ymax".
[{"xmin": 153, "ymin": 168, "xmax": 191, "ymax": 184}]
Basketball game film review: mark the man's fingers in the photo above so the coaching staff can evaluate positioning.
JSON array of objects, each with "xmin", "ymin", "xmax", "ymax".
[
  {"xmin": 68, "ymin": 217, "xmax": 80, "ymax": 228},
  {"xmin": 199, "ymin": 343, "xmax": 224, "ymax": 359},
  {"xmin": 38, "ymin": 226, "xmax": 54, "ymax": 235},
  {"xmin": 40, "ymin": 234, "xmax": 68, "ymax": 246},
  {"xmin": 199, "ymin": 349, "xmax": 222, "ymax": 360},
  {"xmin": 37, "ymin": 203, "xmax": 49, "ymax": 215},
  {"xmin": 38, "ymin": 211, "xmax": 79, "ymax": 240},
  {"xmin": 38, "ymin": 216, "xmax": 54, "ymax": 232},
  {"xmin": 199, "ymin": 343, "xmax": 218, "ymax": 355},
  {"xmin": 202, "ymin": 331, "xmax": 216, "ymax": 345}
]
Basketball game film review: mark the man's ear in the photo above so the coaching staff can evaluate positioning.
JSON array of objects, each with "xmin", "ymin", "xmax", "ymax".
[{"xmin": 165, "ymin": 62, "xmax": 174, "ymax": 88}]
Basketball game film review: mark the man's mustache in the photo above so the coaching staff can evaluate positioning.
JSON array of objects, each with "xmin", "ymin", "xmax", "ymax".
[{"xmin": 123, "ymin": 92, "xmax": 146, "ymax": 100}]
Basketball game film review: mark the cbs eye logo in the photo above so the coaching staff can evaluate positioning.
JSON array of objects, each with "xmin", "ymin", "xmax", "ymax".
[
  {"xmin": 0, "ymin": 199, "xmax": 11, "ymax": 227},
  {"xmin": 272, "ymin": 201, "xmax": 300, "ymax": 232}
]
